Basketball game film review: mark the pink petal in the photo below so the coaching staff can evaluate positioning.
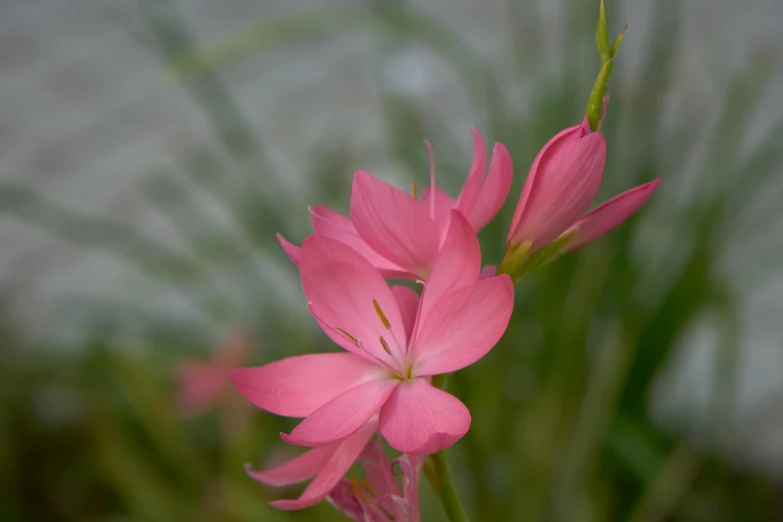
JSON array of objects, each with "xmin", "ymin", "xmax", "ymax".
[
  {"xmin": 412, "ymin": 275, "xmax": 514, "ymax": 376},
  {"xmin": 393, "ymin": 453, "xmax": 424, "ymax": 522},
  {"xmin": 420, "ymin": 187, "xmax": 456, "ymax": 244},
  {"xmin": 379, "ymin": 378, "xmax": 470, "ymax": 454},
  {"xmin": 479, "ymin": 265, "xmax": 497, "ymax": 280},
  {"xmin": 277, "ymin": 233, "xmax": 301, "ymax": 266},
  {"xmin": 391, "ymin": 286, "xmax": 420, "ymax": 341},
  {"xmin": 283, "ymin": 378, "xmax": 398, "ymax": 447},
  {"xmin": 350, "ymin": 171, "xmax": 440, "ymax": 279},
  {"xmin": 455, "ymin": 127, "xmax": 488, "ymax": 217},
  {"xmin": 464, "ymin": 143, "xmax": 514, "ymax": 231},
  {"xmin": 507, "ymin": 124, "xmax": 606, "ymax": 249},
  {"xmin": 359, "ymin": 441, "xmax": 400, "ymax": 501},
  {"xmin": 270, "ymin": 420, "xmax": 377, "ymax": 510},
  {"xmin": 326, "ymin": 480, "xmax": 368, "ymax": 519},
  {"xmin": 567, "ymin": 179, "xmax": 661, "ymax": 251},
  {"xmin": 415, "ymin": 211, "xmax": 481, "ymax": 330},
  {"xmin": 300, "ymin": 237, "xmax": 409, "ymax": 364},
  {"xmin": 246, "ymin": 445, "xmax": 334, "ymax": 487},
  {"xmin": 508, "ymin": 124, "xmax": 584, "ymax": 236},
  {"xmin": 229, "ymin": 353, "xmax": 383, "ymax": 417},
  {"xmin": 310, "ymin": 205, "xmax": 407, "ymax": 278}
]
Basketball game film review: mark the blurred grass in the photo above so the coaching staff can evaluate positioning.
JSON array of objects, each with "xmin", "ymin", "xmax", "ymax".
[{"xmin": 1, "ymin": 0, "xmax": 782, "ymax": 521}]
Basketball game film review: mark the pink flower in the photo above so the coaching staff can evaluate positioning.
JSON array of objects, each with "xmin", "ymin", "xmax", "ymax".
[
  {"xmin": 506, "ymin": 116, "xmax": 659, "ymax": 251},
  {"xmin": 277, "ymin": 128, "xmax": 513, "ymax": 281},
  {"xmin": 232, "ymin": 211, "xmax": 514, "ymax": 454},
  {"xmin": 246, "ymin": 419, "xmax": 378, "ymax": 510},
  {"xmin": 176, "ymin": 333, "xmax": 247, "ymax": 417},
  {"xmin": 328, "ymin": 440, "xmax": 423, "ymax": 522}
]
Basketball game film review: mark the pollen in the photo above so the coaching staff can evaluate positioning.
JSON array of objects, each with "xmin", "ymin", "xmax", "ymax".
[{"xmin": 372, "ymin": 299, "xmax": 392, "ymax": 329}]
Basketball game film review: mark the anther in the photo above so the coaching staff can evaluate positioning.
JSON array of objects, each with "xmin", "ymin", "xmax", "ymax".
[
  {"xmin": 335, "ymin": 327, "xmax": 360, "ymax": 347},
  {"xmin": 379, "ymin": 335, "xmax": 392, "ymax": 355},
  {"xmin": 372, "ymin": 299, "xmax": 392, "ymax": 329},
  {"xmin": 411, "ymin": 180, "xmax": 418, "ymax": 200}
]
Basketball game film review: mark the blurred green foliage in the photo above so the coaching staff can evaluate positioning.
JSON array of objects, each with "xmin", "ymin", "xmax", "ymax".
[{"xmin": 1, "ymin": 0, "xmax": 782, "ymax": 521}]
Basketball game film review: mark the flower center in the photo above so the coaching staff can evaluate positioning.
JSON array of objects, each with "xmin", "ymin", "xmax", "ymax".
[{"xmin": 334, "ymin": 299, "xmax": 411, "ymax": 379}]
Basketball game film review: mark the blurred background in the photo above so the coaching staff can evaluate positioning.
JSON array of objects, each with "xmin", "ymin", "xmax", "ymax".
[{"xmin": 1, "ymin": 0, "xmax": 782, "ymax": 520}]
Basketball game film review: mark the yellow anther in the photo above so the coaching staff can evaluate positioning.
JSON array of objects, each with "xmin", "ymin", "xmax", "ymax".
[
  {"xmin": 335, "ymin": 327, "xmax": 359, "ymax": 347},
  {"xmin": 411, "ymin": 180, "xmax": 418, "ymax": 200},
  {"xmin": 379, "ymin": 336, "xmax": 392, "ymax": 355},
  {"xmin": 372, "ymin": 299, "xmax": 392, "ymax": 329}
]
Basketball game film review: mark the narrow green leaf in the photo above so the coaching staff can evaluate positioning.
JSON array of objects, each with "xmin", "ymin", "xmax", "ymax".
[{"xmin": 611, "ymin": 24, "xmax": 627, "ymax": 57}]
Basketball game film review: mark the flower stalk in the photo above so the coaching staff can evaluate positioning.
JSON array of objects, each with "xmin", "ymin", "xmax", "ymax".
[
  {"xmin": 427, "ymin": 450, "xmax": 470, "ymax": 522},
  {"xmin": 585, "ymin": 0, "xmax": 626, "ymax": 131}
]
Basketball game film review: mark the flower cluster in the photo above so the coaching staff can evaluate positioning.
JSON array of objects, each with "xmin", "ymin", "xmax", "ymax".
[{"xmin": 228, "ymin": 112, "xmax": 658, "ymax": 518}]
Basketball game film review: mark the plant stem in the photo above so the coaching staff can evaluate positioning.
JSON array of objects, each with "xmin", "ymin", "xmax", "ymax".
[{"xmin": 427, "ymin": 450, "xmax": 470, "ymax": 522}]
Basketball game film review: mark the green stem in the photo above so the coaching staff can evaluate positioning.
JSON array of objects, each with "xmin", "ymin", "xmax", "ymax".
[
  {"xmin": 496, "ymin": 241, "xmax": 532, "ymax": 278},
  {"xmin": 427, "ymin": 450, "xmax": 470, "ymax": 522}
]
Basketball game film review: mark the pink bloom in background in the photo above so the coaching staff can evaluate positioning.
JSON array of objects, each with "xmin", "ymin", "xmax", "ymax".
[
  {"xmin": 232, "ymin": 211, "xmax": 514, "ymax": 455},
  {"xmin": 246, "ymin": 419, "xmax": 378, "ymax": 510},
  {"xmin": 506, "ymin": 116, "xmax": 659, "ymax": 251},
  {"xmin": 176, "ymin": 333, "xmax": 247, "ymax": 417},
  {"xmin": 328, "ymin": 440, "xmax": 423, "ymax": 522},
  {"xmin": 278, "ymin": 127, "xmax": 513, "ymax": 281}
]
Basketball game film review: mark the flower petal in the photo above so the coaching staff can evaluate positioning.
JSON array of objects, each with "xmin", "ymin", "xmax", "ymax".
[
  {"xmin": 479, "ymin": 265, "xmax": 497, "ymax": 280},
  {"xmin": 309, "ymin": 205, "xmax": 408, "ymax": 278},
  {"xmin": 455, "ymin": 127, "xmax": 488, "ymax": 217},
  {"xmin": 415, "ymin": 211, "xmax": 481, "ymax": 331},
  {"xmin": 465, "ymin": 143, "xmax": 513, "ymax": 231},
  {"xmin": 229, "ymin": 353, "xmax": 384, "ymax": 417},
  {"xmin": 412, "ymin": 275, "xmax": 514, "ymax": 376},
  {"xmin": 283, "ymin": 378, "xmax": 398, "ymax": 447},
  {"xmin": 246, "ymin": 446, "xmax": 334, "ymax": 487},
  {"xmin": 509, "ymin": 125, "xmax": 582, "ymax": 238},
  {"xmin": 391, "ymin": 285, "xmax": 419, "ymax": 342},
  {"xmin": 350, "ymin": 171, "xmax": 439, "ymax": 279},
  {"xmin": 301, "ymin": 237, "xmax": 408, "ymax": 364},
  {"xmin": 379, "ymin": 378, "xmax": 470, "ymax": 454},
  {"xmin": 507, "ymin": 124, "xmax": 605, "ymax": 249},
  {"xmin": 393, "ymin": 453, "xmax": 424, "ymax": 522},
  {"xmin": 566, "ymin": 179, "xmax": 661, "ymax": 251},
  {"xmin": 277, "ymin": 233, "xmax": 301, "ymax": 266},
  {"xmin": 359, "ymin": 441, "xmax": 400, "ymax": 501},
  {"xmin": 270, "ymin": 420, "xmax": 377, "ymax": 510}
]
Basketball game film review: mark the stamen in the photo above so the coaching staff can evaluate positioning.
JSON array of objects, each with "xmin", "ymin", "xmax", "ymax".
[
  {"xmin": 411, "ymin": 180, "xmax": 418, "ymax": 200},
  {"xmin": 424, "ymin": 139, "xmax": 436, "ymax": 219},
  {"xmin": 372, "ymin": 299, "xmax": 392, "ymax": 329},
  {"xmin": 379, "ymin": 335, "xmax": 392, "ymax": 355},
  {"xmin": 335, "ymin": 327, "xmax": 360, "ymax": 347},
  {"xmin": 350, "ymin": 476, "xmax": 376, "ymax": 503}
]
